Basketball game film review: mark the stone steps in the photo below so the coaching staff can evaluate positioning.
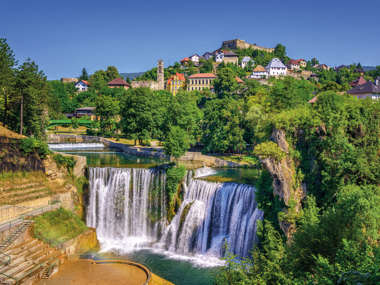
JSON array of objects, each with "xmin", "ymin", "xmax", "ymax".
[
  {"xmin": 0, "ymin": 182, "xmax": 44, "ymax": 192},
  {"xmin": 0, "ymin": 236, "xmax": 64, "ymax": 284},
  {"xmin": 0, "ymin": 186, "xmax": 48, "ymax": 199},
  {"xmin": 1, "ymin": 192, "xmax": 52, "ymax": 206}
]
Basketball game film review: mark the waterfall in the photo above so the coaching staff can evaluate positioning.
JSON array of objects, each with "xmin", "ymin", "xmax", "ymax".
[
  {"xmin": 87, "ymin": 167, "xmax": 263, "ymax": 259},
  {"xmin": 87, "ymin": 167, "xmax": 167, "ymax": 250},
  {"xmin": 193, "ymin": 167, "xmax": 218, "ymax": 178},
  {"xmin": 48, "ymin": 143, "xmax": 104, "ymax": 150}
]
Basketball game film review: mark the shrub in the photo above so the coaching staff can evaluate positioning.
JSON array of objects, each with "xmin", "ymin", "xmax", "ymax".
[
  {"xmin": 253, "ymin": 141, "xmax": 286, "ymax": 162},
  {"xmin": 33, "ymin": 207, "xmax": 87, "ymax": 246},
  {"xmin": 53, "ymin": 153, "xmax": 76, "ymax": 174},
  {"xmin": 20, "ymin": 137, "xmax": 50, "ymax": 159}
]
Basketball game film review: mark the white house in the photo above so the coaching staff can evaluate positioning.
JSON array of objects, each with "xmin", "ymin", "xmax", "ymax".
[
  {"xmin": 250, "ymin": 65, "xmax": 268, "ymax": 79},
  {"xmin": 266, "ymin": 58, "xmax": 287, "ymax": 77},
  {"xmin": 189, "ymin": 54, "xmax": 200, "ymax": 64},
  {"xmin": 241, "ymin": 56, "xmax": 253, "ymax": 68},
  {"xmin": 75, "ymin": 80, "xmax": 89, "ymax": 92},
  {"xmin": 214, "ymin": 51, "xmax": 224, "ymax": 63}
]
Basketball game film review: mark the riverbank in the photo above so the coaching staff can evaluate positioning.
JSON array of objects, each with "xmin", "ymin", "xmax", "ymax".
[{"xmin": 47, "ymin": 134, "xmax": 253, "ymax": 168}]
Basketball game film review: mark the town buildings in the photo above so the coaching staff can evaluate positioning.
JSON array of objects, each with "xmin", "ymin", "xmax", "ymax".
[
  {"xmin": 108, "ymin": 78, "xmax": 130, "ymax": 89},
  {"xmin": 167, "ymin": 73, "xmax": 185, "ymax": 95},
  {"xmin": 189, "ymin": 54, "xmax": 200, "ymax": 64},
  {"xmin": 347, "ymin": 80, "xmax": 380, "ymax": 100},
  {"xmin": 288, "ymin": 59, "xmax": 306, "ymax": 70},
  {"xmin": 187, "ymin": 73, "xmax": 217, "ymax": 91},
  {"xmin": 131, "ymin": 60, "xmax": 165, "ymax": 90},
  {"xmin": 241, "ymin": 56, "xmax": 253, "ymax": 68},
  {"xmin": 250, "ymin": 65, "xmax": 268, "ymax": 79},
  {"xmin": 221, "ymin": 39, "xmax": 274, "ymax": 53},
  {"xmin": 75, "ymin": 80, "xmax": 89, "ymax": 92},
  {"xmin": 350, "ymin": 76, "xmax": 367, "ymax": 87},
  {"xmin": 214, "ymin": 51, "xmax": 224, "ymax": 63},
  {"xmin": 266, "ymin": 58, "xmax": 287, "ymax": 77},
  {"xmin": 203, "ymin": 52, "xmax": 213, "ymax": 60},
  {"xmin": 222, "ymin": 51, "xmax": 239, "ymax": 65}
]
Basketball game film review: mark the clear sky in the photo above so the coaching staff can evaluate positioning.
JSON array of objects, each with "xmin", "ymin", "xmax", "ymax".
[{"xmin": 1, "ymin": 0, "xmax": 379, "ymax": 79}]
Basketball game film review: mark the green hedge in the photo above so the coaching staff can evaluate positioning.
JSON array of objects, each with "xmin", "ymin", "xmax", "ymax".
[{"xmin": 20, "ymin": 137, "xmax": 50, "ymax": 159}]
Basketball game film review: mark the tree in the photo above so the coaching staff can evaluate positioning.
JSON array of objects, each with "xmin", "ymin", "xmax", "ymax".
[
  {"xmin": 11, "ymin": 59, "xmax": 49, "ymax": 138},
  {"xmin": 0, "ymin": 38, "xmax": 16, "ymax": 125},
  {"xmin": 89, "ymin": 70, "xmax": 107, "ymax": 90},
  {"xmin": 95, "ymin": 95, "xmax": 119, "ymax": 136},
  {"xmin": 164, "ymin": 126, "xmax": 190, "ymax": 158},
  {"xmin": 274, "ymin": 43, "xmax": 287, "ymax": 60},
  {"xmin": 105, "ymin": 66, "xmax": 120, "ymax": 82},
  {"xmin": 213, "ymin": 67, "xmax": 239, "ymax": 99},
  {"xmin": 79, "ymin": 67, "xmax": 89, "ymax": 80}
]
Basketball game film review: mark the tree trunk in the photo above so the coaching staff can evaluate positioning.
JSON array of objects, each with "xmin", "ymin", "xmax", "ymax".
[{"xmin": 20, "ymin": 94, "xmax": 23, "ymax": 135}]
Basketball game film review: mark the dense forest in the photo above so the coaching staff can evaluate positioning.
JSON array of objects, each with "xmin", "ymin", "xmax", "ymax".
[{"xmin": 1, "ymin": 37, "xmax": 379, "ymax": 284}]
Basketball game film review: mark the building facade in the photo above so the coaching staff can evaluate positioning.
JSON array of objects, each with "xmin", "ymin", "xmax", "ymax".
[
  {"xmin": 241, "ymin": 56, "xmax": 253, "ymax": 68},
  {"xmin": 223, "ymin": 51, "xmax": 239, "ymax": 65},
  {"xmin": 108, "ymin": 78, "xmax": 130, "ymax": 90},
  {"xmin": 75, "ymin": 80, "xmax": 89, "ymax": 92},
  {"xmin": 167, "ymin": 73, "xmax": 185, "ymax": 95},
  {"xmin": 347, "ymin": 81, "xmax": 380, "ymax": 100},
  {"xmin": 187, "ymin": 73, "xmax": 217, "ymax": 91},
  {"xmin": 250, "ymin": 65, "xmax": 268, "ymax": 79},
  {"xmin": 266, "ymin": 58, "xmax": 287, "ymax": 77}
]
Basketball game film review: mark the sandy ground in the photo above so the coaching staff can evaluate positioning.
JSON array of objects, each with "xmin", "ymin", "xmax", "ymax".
[{"xmin": 38, "ymin": 260, "xmax": 147, "ymax": 285}]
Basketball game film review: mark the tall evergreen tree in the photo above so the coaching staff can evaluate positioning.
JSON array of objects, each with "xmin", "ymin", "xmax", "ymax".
[
  {"xmin": 0, "ymin": 38, "xmax": 16, "ymax": 126},
  {"xmin": 79, "ymin": 67, "xmax": 89, "ymax": 80}
]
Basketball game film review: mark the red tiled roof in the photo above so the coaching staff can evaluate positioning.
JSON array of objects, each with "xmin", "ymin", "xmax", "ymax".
[
  {"xmin": 188, "ymin": 73, "xmax": 217, "ymax": 79},
  {"xmin": 81, "ymin": 80, "xmax": 90, "ymax": 86},
  {"xmin": 350, "ymin": 76, "xmax": 367, "ymax": 87},
  {"xmin": 167, "ymin": 73, "xmax": 186, "ymax": 84},
  {"xmin": 108, "ymin": 78, "xmax": 129, "ymax": 86},
  {"xmin": 235, "ymin": 77, "xmax": 244, "ymax": 83},
  {"xmin": 289, "ymin": 59, "xmax": 306, "ymax": 65},
  {"xmin": 180, "ymin": 57, "xmax": 190, "ymax": 62}
]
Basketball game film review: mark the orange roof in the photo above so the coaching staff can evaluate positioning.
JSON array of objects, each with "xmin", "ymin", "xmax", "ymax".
[
  {"xmin": 167, "ymin": 73, "xmax": 186, "ymax": 84},
  {"xmin": 188, "ymin": 73, "xmax": 217, "ymax": 79},
  {"xmin": 108, "ymin": 78, "xmax": 129, "ymax": 86},
  {"xmin": 253, "ymin": 65, "xmax": 266, "ymax": 72},
  {"xmin": 81, "ymin": 80, "xmax": 90, "ymax": 86},
  {"xmin": 235, "ymin": 77, "xmax": 244, "ymax": 83},
  {"xmin": 180, "ymin": 57, "xmax": 190, "ymax": 62}
]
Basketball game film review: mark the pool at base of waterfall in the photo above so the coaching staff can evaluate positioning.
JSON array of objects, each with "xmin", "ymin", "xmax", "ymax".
[{"xmin": 90, "ymin": 249, "xmax": 220, "ymax": 285}]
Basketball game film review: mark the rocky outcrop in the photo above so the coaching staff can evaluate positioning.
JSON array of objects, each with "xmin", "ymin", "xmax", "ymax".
[
  {"xmin": 60, "ymin": 228, "xmax": 99, "ymax": 256},
  {"xmin": 260, "ymin": 129, "xmax": 305, "ymax": 240}
]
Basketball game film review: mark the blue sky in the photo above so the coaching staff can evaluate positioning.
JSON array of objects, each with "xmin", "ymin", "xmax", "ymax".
[{"xmin": 1, "ymin": 0, "xmax": 379, "ymax": 79}]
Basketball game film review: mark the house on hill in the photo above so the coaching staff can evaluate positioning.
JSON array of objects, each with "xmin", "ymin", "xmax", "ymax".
[
  {"xmin": 314, "ymin": 64, "xmax": 330, "ymax": 70},
  {"xmin": 187, "ymin": 73, "xmax": 217, "ymax": 91},
  {"xmin": 350, "ymin": 76, "xmax": 367, "ymax": 87},
  {"xmin": 288, "ymin": 59, "xmax": 306, "ymax": 70},
  {"xmin": 180, "ymin": 57, "xmax": 190, "ymax": 65},
  {"xmin": 250, "ymin": 65, "xmax": 268, "ymax": 79},
  {"xmin": 167, "ymin": 73, "xmax": 185, "ymax": 95},
  {"xmin": 241, "ymin": 56, "xmax": 253, "ymax": 68},
  {"xmin": 74, "ymin": 107, "xmax": 96, "ymax": 120},
  {"xmin": 108, "ymin": 78, "xmax": 130, "ymax": 90},
  {"xmin": 203, "ymin": 52, "xmax": 213, "ymax": 60},
  {"xmin": 75, "ymin": 80, "xmax": 89, "ymax": 92},
  {"xmin": 214, "ymin": 51, "xmax": 224, "ymax": 63},
  {"xmin": 189, "ymin": 54, "xmax": 200, "ymax": 64},
  {"xmin": 223, "ymin": 51, "xmax": 238, "ymax": 65},
  {"xmin": 347, "ymin": 81, "xmax": 380, "ymax": 100},
  {"xmin": 266, "ymin": 58, "xmax": 287, "ymax": 77}
]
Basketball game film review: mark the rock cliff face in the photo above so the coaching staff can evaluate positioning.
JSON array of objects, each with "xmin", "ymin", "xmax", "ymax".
[{"xmin": 260, "ymin": 129, "xmax": 305, "ymax": 240}]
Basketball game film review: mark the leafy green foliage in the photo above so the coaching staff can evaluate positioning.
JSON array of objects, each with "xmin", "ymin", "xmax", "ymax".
[
  {"xmin": 165, "ymin": 164, "xmax": 186, "ymax": 220},
  {"xmin": 53, "ymin": 153, "xmax": 76, "ymax": 174},
  {"xmin": 20, "ymin": 137, "xmax": 50, "ymax": 159},
  {"xmin": 33, "ymin": 207, "xmax": 87, "ymax": 247},
  {"xmin": 95, "ymin": 95, "xmax": 119, "ymax": 136},
  {"xmin": 164, "ymin": 126, "xmax": 190, "ymax": 158},
  {"xmin": 253, "ymin": 141, "xmax": 286, "ymax": 162}
]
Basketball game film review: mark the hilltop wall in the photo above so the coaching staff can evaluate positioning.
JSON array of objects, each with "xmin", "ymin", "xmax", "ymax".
[{"xmin": 222, "ymin": 39, "xmax": 275, "ymax": 53}]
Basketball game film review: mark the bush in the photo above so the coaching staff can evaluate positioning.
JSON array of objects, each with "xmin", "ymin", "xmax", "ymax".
[
  {"xmin": 166, "ymin": 164, "xmax": 186, "ymax": 221},
  {"xmin": 20, "ymin": 137, "xmax": 50, "ymax": 159},
  {"xmin": 253, "ymin": 141, "xmax": 286, "ymax": 162},
  {"xmin": 53, "ymin": 153, "xmax": 76, "ymax": 174}
]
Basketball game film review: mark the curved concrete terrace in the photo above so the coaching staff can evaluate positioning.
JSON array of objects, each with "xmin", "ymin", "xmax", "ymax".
[{"xmin": 38, "ymin": 259, "xmax": 173, "ymax": 285}]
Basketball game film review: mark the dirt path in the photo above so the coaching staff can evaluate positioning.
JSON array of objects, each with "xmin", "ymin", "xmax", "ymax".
[{"xmin": 38, "ymin": 260, "xmax": 148, "ymax": 285}]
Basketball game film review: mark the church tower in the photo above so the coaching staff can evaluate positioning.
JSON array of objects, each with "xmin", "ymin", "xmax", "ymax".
[{"xmin": 157, "ymin": 59, "xmax": 164, "ymax": 90}]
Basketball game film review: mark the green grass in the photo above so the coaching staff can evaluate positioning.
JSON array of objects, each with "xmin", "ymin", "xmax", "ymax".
[{"xmin": 33, "ymin": 208, "xmax": 87, "ymax": 247}]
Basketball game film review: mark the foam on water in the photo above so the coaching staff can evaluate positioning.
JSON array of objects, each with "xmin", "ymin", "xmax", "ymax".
[{"xmin": 48, "ymin": 143, "xmax": 104, "ymax": 150}]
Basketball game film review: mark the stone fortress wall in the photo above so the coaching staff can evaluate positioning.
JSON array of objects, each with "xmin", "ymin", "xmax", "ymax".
[{"xmin": 222, "ymin": 39, "xmax": 275, "ymax": 53}]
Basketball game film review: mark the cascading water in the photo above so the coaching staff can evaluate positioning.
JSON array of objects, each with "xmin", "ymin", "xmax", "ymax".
[
  {"xmin": 87, "ymin": 167, "xmax": 263, "ymax": 261},
  {"xmin": 48, "ymin": 143, "xmax": 104, "ymax": 150}
]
